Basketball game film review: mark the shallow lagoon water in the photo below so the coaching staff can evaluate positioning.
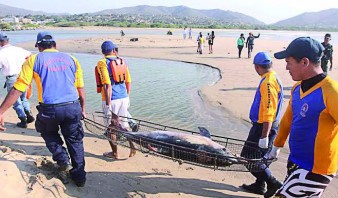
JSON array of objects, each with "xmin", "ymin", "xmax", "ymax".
[{"xmin": 0, "ymin": 53, "xmax": 250, "ymax": 139}]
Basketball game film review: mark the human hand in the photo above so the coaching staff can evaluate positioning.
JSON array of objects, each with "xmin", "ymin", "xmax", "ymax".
[
  {"xmin": 104, "ymin": 105, "xmax": 112, "ymax": 117},
  {"xmin": 82, "ymin": 110, "xmax": 86, "ymax": 119},
  {"xmin": 0, "ymin": 113, "xmax": 6, "ymax": 131},
  {"xmin": 258, "ymin": 137, "xmax": 269, "ymax": 149},
  {"xmin": 265, "ymin": 146, "xmax": 281, "ymax": 159}
]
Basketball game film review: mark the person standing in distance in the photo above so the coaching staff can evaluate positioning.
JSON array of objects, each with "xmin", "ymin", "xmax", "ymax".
[
  {"xmin": 321, "ymin": 33, "xmax": 333, "ymax": 74},
  {"xmin": 237, "ymin": 33, "xmax": 245, "ymax": 58},
  {"xmin": 0, "ymin": 32, "xmax": 35, "ymax": 128},
  {"xmin": 0, "ymin": 31, "xmax": 87, "ymax": 187},
  {"xmin": 241, "ymin": 52, "xmax": 283, "ymax": 197},
  {"xmin": 270, "ymin": 37, "xmax": 338, "ymax": 197},
  {"xmin": 246, "ymin": 32, "xmax": 260, "ymax": 58}
]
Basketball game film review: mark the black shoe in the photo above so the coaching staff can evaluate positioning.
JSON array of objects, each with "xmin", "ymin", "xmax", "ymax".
[
  {"xmin": 75, "ymin": 180, "xmax": 86, "ymax": 187},
  {"xmin": 25, "ymin": 110, "xmax": 35, "ymax": 123},
  {"xmin": 58, "ymin": 163, "xmax": 72, "ymax": 172},
  {"xmin": 57, "ymin": 163, "xmax": 72, "ymax": 184},
  {"xmin": 264, "ymin": 177, "xmax": 283, "ymax": 198},
  {"xmin": 17, "ymin": 117, "xmax": 27, "ymax": 128},
  {"xmin": 241, "ymin": 180, "xmax": 266, "ymax": 195}
]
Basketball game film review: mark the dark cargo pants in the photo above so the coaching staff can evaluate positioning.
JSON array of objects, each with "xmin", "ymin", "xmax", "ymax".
[
  {"xmin": 241, "ymin": 122, "xmax": 278, "ymax": 182},
  {"xmin": 35, "ymin": 102, "xmax": 86, "ymax": 183}
]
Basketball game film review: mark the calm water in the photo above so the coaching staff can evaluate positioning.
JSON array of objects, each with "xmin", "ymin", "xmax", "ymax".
[
  {"xmin": 5, "ymin": 29, "xmax": 338, "ymax": 45},
  {"xmin": 0, "ymin": 52, "xmax": 250, "ymax": 138}
]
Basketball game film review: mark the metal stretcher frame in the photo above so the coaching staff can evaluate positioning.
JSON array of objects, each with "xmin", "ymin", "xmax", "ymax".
[{"xmin": 83, "ymin": 113, "xmax": 275, "ymax": 172}]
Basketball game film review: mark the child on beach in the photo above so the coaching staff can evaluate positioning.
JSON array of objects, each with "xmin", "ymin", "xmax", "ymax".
[{"xmin": 197, "ymin": 32, "xmax": 204, "ymax": 54}]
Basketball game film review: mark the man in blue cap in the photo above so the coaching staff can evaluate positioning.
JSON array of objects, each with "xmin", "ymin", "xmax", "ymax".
[
  {"xmin": 0, "ymin": 32, "xmax": 35, "ymax": 128},
  {"xmin": 241, "ymin": 52, "xmax": 283, "ymax": 197},
  {"xmin": 96, "ymin": 40, "xmax": 132, "ymax": 159},
  {"xmin": 268, "ymin": 37, "xmax": 338, "ymax": 197},
  {"xmin": 0, "ymin": 31, "xmax": 87, "ymax": 187}
]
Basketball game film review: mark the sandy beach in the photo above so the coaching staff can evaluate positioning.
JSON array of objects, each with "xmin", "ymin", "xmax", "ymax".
[{"xmin": 0, "ymin": 27, "xmax": 336, "ymax": 197}]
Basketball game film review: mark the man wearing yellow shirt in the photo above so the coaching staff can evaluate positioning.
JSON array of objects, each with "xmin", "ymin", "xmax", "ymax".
[
  {"xmin": 241, "ymin": 52, "xmax": 283, "ymax": 197},
  {"xmin": 0, "ymin": 32, "xmax": 86, "ymax": 187},
  {"xmin": 270, "ymin": 37, "xmax": 338, "ymax": 197},
  {"xmin": 96, "ymin": 41, "xmax": 131, "ymax": 159}
]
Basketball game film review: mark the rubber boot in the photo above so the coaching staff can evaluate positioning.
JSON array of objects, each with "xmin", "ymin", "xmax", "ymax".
[
  {"xmin": 241, "ymin": 180, "xmax": 266, "ymax": 195},
  {"xmin": 264, "ymin": 177, "xmax": 283, "ymax": 198},
  {"xmin": 17, "ymin": 117, "xmax": 27, "ymax": 128},
  {"xmin": 25, "ymin": 110, "xmax": 35, "ymax": 123}
]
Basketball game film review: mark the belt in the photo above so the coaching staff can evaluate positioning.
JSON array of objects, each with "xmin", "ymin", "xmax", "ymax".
[
  {"xmin": 252, "ymin": 120, "xmax": 280, "ymax": 127},
  {"xmin": 39, "ymin": 100, "xmax": 79, "ymax": 107}
]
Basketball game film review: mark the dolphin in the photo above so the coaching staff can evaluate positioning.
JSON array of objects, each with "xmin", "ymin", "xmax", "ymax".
[{"xmin": 107, "ymin": 113, "xmax": 239, "ymax": 166}]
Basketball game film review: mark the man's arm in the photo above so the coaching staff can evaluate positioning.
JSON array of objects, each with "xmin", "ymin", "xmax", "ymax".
[
  {"xmin": 103, "ymin": 84, "xmax": 112, "ymax": 105},
  {"xmin": 125, "ymin": 67, "xmax": 131, "ymax": 95},
  {"xmin": 0, "ymin": 88, "xmax": 24, "ymax": 130},
  {"xmin": 77, "ymin": 87, "xmax": 86, "ymax": 118},
  {"xmin": 261, "ymin": 122, "xmax": 272, "ymax": 138},
  {"xmin": 274, "ymin": 103, "xmax": 292, "ymax": 147},
  {"xmin": 97, "ymin": 59, "xmax": 112, "ymax": 105},
  {"xmin": 329, "ymin": 48, "xmax": 333, "ymax": 70},
  {"xmin": 254, "ymin": 33, "xmax": 260, "ymax": 38},
  {"xmin": 258, "ymin": 80, "xmax": 280, "ymax": 148}
]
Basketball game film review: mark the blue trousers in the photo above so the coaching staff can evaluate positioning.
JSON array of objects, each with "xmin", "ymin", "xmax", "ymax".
[
  {"xmin": 241, "ymin": 122, "xmax": 278, "ymax": 182},
  {"xmin": 35, "ymin": 102, "xmax": 86, "ymax": 183},
  {"xmin": 5, "ymin": 75, "xmax": 31, "ymax": 118}
]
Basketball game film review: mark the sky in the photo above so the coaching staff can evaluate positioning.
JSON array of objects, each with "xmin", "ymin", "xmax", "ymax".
[{"xmin": 1, "ymin": 0, "xmax": 338, "ymax": 24}]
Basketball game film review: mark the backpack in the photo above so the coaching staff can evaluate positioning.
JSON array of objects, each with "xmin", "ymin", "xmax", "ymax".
[{"xmin": 95, "ymin": 57, "xmax": 127, "ymax": 93}]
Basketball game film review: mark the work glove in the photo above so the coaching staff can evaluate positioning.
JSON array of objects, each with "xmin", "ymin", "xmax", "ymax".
[
  {"xmin": 258, "ymin": 137, "xmax": 269, "ymax": 149},
  {"xmin": 104, "ymin": 105, "xmax": 112, "ymax": 118},
  {"xmin": 265, "ymin": 146, "xmax": 281, "ymax": 159}
]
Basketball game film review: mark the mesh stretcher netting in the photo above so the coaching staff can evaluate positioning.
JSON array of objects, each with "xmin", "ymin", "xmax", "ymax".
[{"xmin": 83, "ymin": 112, "xmax": 275, "ymax": 172}]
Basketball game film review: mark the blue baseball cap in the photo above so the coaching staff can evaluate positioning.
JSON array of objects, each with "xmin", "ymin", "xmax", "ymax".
[
  {"xmin": 101, "ymin": 41, "xmax": 118, "ymax": 54},
  {"xmin": 35, "ymin": 31, "xmax": 55, "ymax": 47},
  {"xmin": 274, "ymin": 37, "xmax": 324, "ymax": 62},
  {"xmin": 0, "ymin": 32, "xmax": 8, "ymax": 41},
  {"xmin": 253, "ymin": 52, "xmax": 272, "ymax": 66}
]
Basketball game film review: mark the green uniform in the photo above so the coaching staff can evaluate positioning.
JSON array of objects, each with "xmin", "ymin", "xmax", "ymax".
[{"xmin": 321, "ymin": 42, "xmax": 333, "ymax": 73}]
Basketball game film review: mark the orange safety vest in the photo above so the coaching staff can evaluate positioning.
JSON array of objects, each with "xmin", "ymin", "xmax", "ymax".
[{"xmin": 95, "ymin": 57, "xmax": 128, "ymax": 93}]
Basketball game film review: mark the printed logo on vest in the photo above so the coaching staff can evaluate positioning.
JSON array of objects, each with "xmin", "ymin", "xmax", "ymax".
[{"xmin": 300, "ymin": 103, "xmax": 309, "ymax": 117}]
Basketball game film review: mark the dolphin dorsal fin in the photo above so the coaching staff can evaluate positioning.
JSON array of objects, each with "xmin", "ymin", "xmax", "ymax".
[{"xmin": 198, "ymin": 127, "xmax": 211, "ymax": 138}]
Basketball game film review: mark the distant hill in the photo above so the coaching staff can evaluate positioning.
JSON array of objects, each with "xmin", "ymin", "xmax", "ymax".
[
  {"xmin": 93, "ymin": 5, "xmax": 265, "ymax": 25},
  {"xmin": 0, "ymin": 3, "xmax": 67, "ymax": 16},
  {"xmin": 273, "ymin": 8, "xmax": 338, "ymax": 28}
]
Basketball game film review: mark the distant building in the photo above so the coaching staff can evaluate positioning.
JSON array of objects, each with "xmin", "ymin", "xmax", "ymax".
[
  {"xmin": 1, "ymin": 16, "xmax": 19, "ymax": 23},
  {"xmin": 20, "ymin": 18, "xmax": 32, "ymax": 24}
]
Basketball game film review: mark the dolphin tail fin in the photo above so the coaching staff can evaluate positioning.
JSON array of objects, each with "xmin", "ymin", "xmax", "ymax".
[{"xmin": 197, "ymin": 127, "xmax": 211, "ymax": 138}]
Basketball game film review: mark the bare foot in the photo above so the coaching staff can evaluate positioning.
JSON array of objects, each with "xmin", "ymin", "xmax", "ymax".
[
  {"xmin": 129, "ymin": 149, "xmax": 137, "ymax": 157},
  {"xmin": 103, "ymin": 152, "xmax": 118, "ymax": 159}
]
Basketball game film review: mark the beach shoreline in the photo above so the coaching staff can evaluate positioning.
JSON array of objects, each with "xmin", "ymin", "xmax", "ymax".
[{"xmin": 1, "ymin": 27, "xmax": 336, "ymax": 197}]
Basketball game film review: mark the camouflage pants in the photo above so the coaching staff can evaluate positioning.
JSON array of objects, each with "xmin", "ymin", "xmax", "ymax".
[{"xmin": 321, "ymin": 60, "xmax": 329, "ymax": 74}]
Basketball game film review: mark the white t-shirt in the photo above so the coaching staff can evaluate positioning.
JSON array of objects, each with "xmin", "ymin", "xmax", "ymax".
[{"xmin": 0, "ymin": 44, "xmax": 31, "ymax": 76}]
